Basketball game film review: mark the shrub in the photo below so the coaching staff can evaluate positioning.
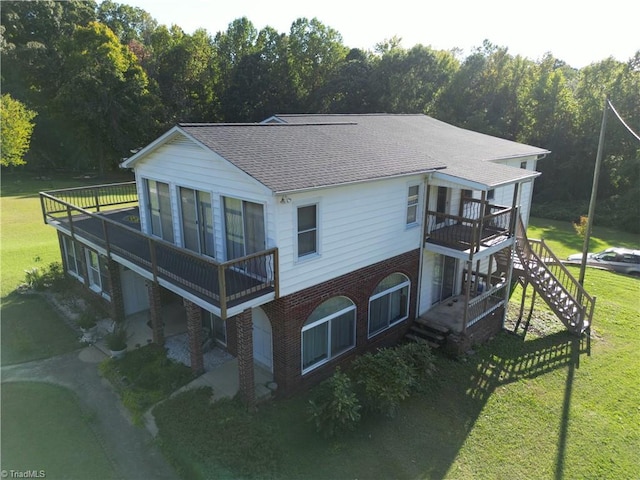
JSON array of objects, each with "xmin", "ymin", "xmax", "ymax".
[
  {"xmin": 105, "ymin": 326, "xmax": 127, "ymax": 351},
  {"xmin": 351, "ymin": 347, "xmax": 414, "ymax": 418},
  {"xmin": 77, "ymin": 311, "xmax": 97, "ymax": 330},
  {"xmin": 394, "ymin": 341, "xmax": 436, "ymax": 393},
  {"xmin": 307, "ymin": 367, "xmax": 361, "ymax": 438},
  {"xmin": 100, "ymin": 344, "xmax": 193, "ymax": 425},
  {"xmin": 23, "ymin": 261, "xmax": 65, "ymax": 291}
]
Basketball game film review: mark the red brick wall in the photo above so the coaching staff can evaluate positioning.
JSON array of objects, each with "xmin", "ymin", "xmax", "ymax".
[{"xmin": 261, "ymin": 249, "xmax": 420, "ymax": 396}]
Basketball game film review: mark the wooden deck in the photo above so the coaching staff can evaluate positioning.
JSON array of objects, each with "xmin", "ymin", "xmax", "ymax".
[
  {"xmin": 426, "ymin": 224, "xmax": 510, "ymax": 251},
  {"xmin": 46, "ymin": 203, "xmax": 276, "ymax": 315}
]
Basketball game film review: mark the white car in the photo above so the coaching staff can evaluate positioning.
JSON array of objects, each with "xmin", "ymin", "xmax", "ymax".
[{"xmin": 566, "ymin": 247, "xmax": 640, "ymax": 276}]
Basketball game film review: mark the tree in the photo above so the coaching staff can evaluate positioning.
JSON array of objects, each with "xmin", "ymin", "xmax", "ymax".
[
  {"xmin": 52, "ymin": 21, "xmax": 159, "ymax": 172},
  {"xmin": 96, "ymin": 0, "xmax": 158, "ymax": 45},
  {"xmin": 288, "ymin": 18, "xmax": 349, "ymax": 109},
  {"xmin": 0, "ymin": 94, "xmax": 37, "ymax": 167}
]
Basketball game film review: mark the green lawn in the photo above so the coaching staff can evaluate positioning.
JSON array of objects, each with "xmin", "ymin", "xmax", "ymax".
[
  {"xmin": 154, "ymin": 219, "xmax": 640, "ymax": 480},
  {"xmin": 1, "ymin": 172, "xmax": 132, "ymax": 364},
  {"xmin": 0, "ymin": 382, "xmax": 118, "ymax": 479}
]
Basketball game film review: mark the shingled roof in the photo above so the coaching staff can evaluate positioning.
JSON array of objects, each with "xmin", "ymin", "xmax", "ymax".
[{"xmin": 124, "ymin": 114, "xmax": 549, "ymax": 193}]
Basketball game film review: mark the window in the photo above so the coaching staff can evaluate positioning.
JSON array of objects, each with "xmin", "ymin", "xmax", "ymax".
[
  {"xmin": 297, "ymin": 204, "xmax": 318, "ymax": 258},
  {"xmin": 179, "ymin": 187, "xmax": 215, "ymax": 257},
  {"xmin": 368, "ymin": 273, "xmax": 410, "ymax": 337},
  {"xmin": 62, "ymin": 236, "xmax": 84, "ymax": 280},
  {"xmin": 406, "ymin": 185, "xmax": 420, "ymax": 225},
  {"xmin": 487, "ymin": 189, "xmax": 495, "ymax": 201},
  {"xmin": 302, "ymin": 297, "xmax": 355, "ymax": 373},
  {"xmin": 520, "ymin": 161, "xmax": 528, "ymax": 169},
  {"xmin": 86, "ymin": 250, "xmax": 110, "ymax": 299},
  {"xmin": 145, "ymin": 179, "xmax": 174, "ymax": 242}
]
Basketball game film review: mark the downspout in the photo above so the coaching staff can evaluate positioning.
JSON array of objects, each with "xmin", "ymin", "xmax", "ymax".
[{"xmin": 415, "ymin": 173, "xmax": 433, "ymax": 319}]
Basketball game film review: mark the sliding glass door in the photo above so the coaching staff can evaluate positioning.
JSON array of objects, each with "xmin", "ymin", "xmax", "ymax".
[
  {"xmin": 146, "ymin": 179, "xmax": 174, "ymax": 242},
  {"xmin": 223, "ymin": 197, "xmax": 266, "ymax": 275},
  {"xmin": 179, "ymin": 187, "xmax": 215, "ymax": 257}
]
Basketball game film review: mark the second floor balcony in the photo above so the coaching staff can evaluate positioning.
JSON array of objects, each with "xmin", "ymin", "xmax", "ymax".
[
  {"xmin": 40, "ymin": 182, "xmax": 278, "ymax": 318},
  {"xmin": 425, "ymin": 197, "xmax": 516, "ymax": 254}
]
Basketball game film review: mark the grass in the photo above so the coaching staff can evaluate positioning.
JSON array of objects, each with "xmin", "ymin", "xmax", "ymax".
[
  {"xmin": 153, "ymin": 219, "xmax": 640, "ymax": 480},
  {"xmin": 1, "ymin": 172, "xmax": 133, "ymax": 364},
  {"xmin": 0, "ymin": 382, "xmax": 118, "ymax": 479}
]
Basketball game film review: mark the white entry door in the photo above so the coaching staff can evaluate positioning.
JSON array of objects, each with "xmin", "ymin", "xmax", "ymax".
[
  {"xmin": 121, "ymin": 266, "xmax": 150, "ymax": 316},
  {"xmin": 252, "ymin": 307, "xmax": 273, "ymax": 372}
]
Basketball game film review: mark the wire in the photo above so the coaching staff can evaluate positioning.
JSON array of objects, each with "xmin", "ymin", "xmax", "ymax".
[{"xmin": 607, "ymin": 99, "xmax": 640, "ymax": 142}]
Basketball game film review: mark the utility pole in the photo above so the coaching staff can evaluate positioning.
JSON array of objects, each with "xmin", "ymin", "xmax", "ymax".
[{"xmin": 578, "ymin": 98, "xmax": 609, "ymax": 286}]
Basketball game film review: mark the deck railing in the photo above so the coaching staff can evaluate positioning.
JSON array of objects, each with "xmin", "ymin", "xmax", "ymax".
[
  {"xmin": 466, "ymin": 282, "xmax": 508, "ymax": 328},
  {"xmin": 515, "ymin": 217, "xmax": 595, "ymax": 332},
  {"xmin": 425, "ymin": 199, "xmax": 514, "ymax": 252},
  {"xmin": 40, "ymin": 181, "xmax": 138, "ymax": 217},
  {"xmin": 40, "ymin": 185, "xmax": 278, "ymax": 318}
]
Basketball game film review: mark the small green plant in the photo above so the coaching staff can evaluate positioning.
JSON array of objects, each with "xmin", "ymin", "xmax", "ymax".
[
  {"xmin": 105, "ymin": 326, "xmax": 127, "ymax": 351},
  {"xmin": 308, "ymin": 367, "xmax": 361, "ymax": 438},
  {"xmin": 23, "ymin": 267, "xmax": 43, "ymax": 290},
  {"xmin": 23, "ymin": 261, "xmax": 66, "ymax": 291},
  {"xmin": 77, "ymin": 311, "xmax": 97, "ymax": 330}
]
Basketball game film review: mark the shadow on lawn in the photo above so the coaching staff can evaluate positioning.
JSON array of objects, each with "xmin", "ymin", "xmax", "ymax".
[
  {"xmin": 434, "ymin": 330, "xmax": 588, "ymax": 479},
  {"xmin": 468, "ymin": 331, "xmax": 591, "ymax": 479}
]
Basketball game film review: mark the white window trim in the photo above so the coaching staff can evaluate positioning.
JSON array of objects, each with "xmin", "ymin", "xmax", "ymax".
[
  {"xmin": 63, "ymin": 237, "xmax": 84, "ymax": 281},
  {"xmin": 301, "ymin": 303, "xmax": 356, "ymax": 374},
  {"xmin": 294, "ymin": 201, "xmax": 320, "ymax": 262},
  {"xmin": 406, "ymin": 183, "xmax": 421, "ymax": 228},
  {"xmin": 367, "ymin": 277, "xmax": 410, "ymax": 338},
  {"xmin": 85, "ymin": 250, "xmax": 110, "ymax": 300}
]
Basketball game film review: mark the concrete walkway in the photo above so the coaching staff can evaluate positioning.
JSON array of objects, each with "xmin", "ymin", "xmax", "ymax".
[{"xmin": 1, "ymin": 346, "xmax": 180, "ymax": 480}]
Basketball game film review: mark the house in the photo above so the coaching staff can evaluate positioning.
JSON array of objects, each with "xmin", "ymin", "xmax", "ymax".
[{"xmin": 40, "ymin": 114, "xmax": 595, "ymax": 404}]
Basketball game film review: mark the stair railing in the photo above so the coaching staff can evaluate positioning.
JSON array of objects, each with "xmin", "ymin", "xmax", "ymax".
[{"xmin": 514, "ymin": 217, "xmax": 595, "ymax": 332}]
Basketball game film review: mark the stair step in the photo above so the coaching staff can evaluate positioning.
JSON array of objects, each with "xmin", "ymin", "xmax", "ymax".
[
  {"xmin": 414, "ymin": 317, "xmax": 450, "ymax": 334},
  {"xmin": 405, "ymin": 334, "xmax": 441, "ymax": 350},
  {"xmin": 410, "ymin": 325, "xmax": 446, "ymax": 343}
]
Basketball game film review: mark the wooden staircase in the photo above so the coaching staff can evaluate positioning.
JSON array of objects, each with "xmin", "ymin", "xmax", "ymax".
[
  {"xmin": 405, "ymin": 317, "xmax": 450, "ymax": 349},
  {"xmin": 502, "ymin": 217, "xmax": 596, "ymax": 335}
]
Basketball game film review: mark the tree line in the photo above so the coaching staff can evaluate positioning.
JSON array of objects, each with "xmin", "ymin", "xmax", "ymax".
[{"xmin": 1, "ymin": 1, "xmax": 639, "ymax": 232}]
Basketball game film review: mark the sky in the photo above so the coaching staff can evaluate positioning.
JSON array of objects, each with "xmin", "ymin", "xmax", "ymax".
[{"xmin": 122, "ymin": 0, "xmax": 639, "ymax": 69}]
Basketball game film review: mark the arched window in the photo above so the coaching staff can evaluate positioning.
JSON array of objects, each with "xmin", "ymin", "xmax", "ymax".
[
  {"xmin": 368, "ymin": 273, "xmax": 410, "ymax": 337},
  {"xmin": 302, "ymin": 296, "xmax": 356, "ymax": 373}
]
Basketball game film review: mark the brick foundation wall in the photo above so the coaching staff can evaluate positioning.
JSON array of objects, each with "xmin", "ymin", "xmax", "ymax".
[
  {"xmin": 444, "ymin": 306, "xmax": 505, "ymax": 356},
  {"xmin": 261, "ymin": 250, "xmax": 420, "ymax": 397}
]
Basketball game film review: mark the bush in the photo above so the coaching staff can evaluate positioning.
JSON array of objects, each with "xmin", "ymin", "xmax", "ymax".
[
  {"xmin": 100, "ymin": 344, "xmax": 193, "ymax": 425},
  {"xmin": 307, "ymin": 367, "xmax": 361, "ymax": 438},
  {"xmin": 394, "ymin": 341, "xmax": 436, "ymax": 393},
  {"xmin": 105, "ymin": 326, "xmax": 127, "ymax": 351},
  {"xmin": 351, "ymin": 348, "xmax": 414, "ymax": 418},
  {"xmin": 23, "ymin": 261, "xmax": 65, "ymax": 291}
]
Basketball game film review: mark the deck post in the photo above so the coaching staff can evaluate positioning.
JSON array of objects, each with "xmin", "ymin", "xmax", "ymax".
[
  {"xmin": 235, "ymin": 308, "xmax": 256, "ymax": 409},
  {"xmin": 184, "ymin": 299, "xmax": 204, "ymax": 375},
  {"xmin": 461, "ymin": 260, "xmax": 473, "ymax": 334},
  {"xmin": 146, "ymin": 281, "xmax": 165, "ymax": 346},
  {"xmin": 107, "ymin": 260, "xmax": 125, "ymax": 323}
]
